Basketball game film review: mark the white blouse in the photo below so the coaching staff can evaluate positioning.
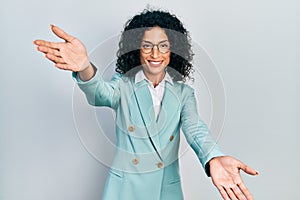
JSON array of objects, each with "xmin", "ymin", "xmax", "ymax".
[{"xmin": 135, "ymin": 70, "xmax": 173, "ymax": 120}]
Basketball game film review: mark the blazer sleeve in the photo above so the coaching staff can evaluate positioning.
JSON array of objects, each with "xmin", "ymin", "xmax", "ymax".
[
  {"xmin": 72, "ymin": 65, "xmax": 122, "ymax": 109},
  {"xmin": 180, "ymin": 85, "xmax": 225, "ymax": 176}
]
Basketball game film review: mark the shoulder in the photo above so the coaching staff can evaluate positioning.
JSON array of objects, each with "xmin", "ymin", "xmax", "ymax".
[
  {"xmin": 173, "ymin": 81, "xmax": 195, "ymax": 94},
  {"xmin": 110, "ymin": 73, "xmax": 130, "ymax": 86},
  {"xmin": 111, "ymin": 72, "xmax": 124, "ymax": 81},
  {"xmin": 169, "ymin": 81, "xmax": 196, "ymax": 105}
]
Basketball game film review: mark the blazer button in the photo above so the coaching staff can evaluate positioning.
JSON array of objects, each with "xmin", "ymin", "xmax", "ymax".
[
  {"xmin": 157, "ymin": 162, "xmax": 164, "ymax": 169},
  {"xmin": 128, "ymin": 125, "xmax": 135, "ymax": 132},
  {"xmin": 132, "ymin": 158, "xmax": 139, "ymax": 165},
  {"xmin": 169, "ymin": 135, "xmax": 174, "ymax": 141}
]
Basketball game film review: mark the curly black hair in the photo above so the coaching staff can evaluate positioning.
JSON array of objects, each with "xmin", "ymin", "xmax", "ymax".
[{"xmin": 116, "ymin": 9, "xmax": 194, "ymax": 81}]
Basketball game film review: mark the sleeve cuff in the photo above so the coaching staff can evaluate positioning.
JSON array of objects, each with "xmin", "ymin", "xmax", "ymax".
[
  {"xmin": 205, "ymin": 161, "xmax": 211, "ymax": 177},
  {"xmin": 72, "ymin": 63, "xmax": 98, "ymax": 85}
]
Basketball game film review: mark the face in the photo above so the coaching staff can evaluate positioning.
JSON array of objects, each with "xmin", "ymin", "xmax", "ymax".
[{"xmin": 140, "ymin": 26, "xmax": 171, "ymax": 81}]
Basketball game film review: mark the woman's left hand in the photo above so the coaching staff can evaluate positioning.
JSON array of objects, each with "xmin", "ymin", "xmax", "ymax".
[{"xmin": 209, "ymin": 156, "xmax": 258, "ymax": 200}]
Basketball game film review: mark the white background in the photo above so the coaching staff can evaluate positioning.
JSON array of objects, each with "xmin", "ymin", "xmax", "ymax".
[{"xmin": 1, "ymin": 0, "xmax": 299, "ymax": 199}]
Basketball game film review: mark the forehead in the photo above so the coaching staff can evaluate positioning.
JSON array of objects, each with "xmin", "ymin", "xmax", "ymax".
[{"xmin": 142, "ymin": 26, "xmax": 168, "ymax": 42}]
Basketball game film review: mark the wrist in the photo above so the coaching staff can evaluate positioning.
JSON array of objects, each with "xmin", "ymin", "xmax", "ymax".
[
  {"xmin": 78, "ymin": 62, "xmax": 96, "ymax": 82},
  {"xmin": 207, "ymin": 156, "xmax": 224, "ymax": 176},
  {"xmin": 209, "ymin": 156, "xmax": 224, "ymax": 165},
  {"xmin": 79, "ymin": 58, "xmax": 92, "ymax": 72},
  {"xmin": 80, "ymin": 62, "xmax": 92, "ymax": 73}
]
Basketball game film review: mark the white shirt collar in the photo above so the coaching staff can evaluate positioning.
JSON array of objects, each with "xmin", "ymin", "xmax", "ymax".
[{"xmin": 134, "ymin": 69, "xmax": 173, "ymax": 85}]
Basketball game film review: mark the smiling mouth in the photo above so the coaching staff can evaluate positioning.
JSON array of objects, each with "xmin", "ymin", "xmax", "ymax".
[{"xmin": 148, "ymin": 60, "xmax": 163, "ymax": 67}]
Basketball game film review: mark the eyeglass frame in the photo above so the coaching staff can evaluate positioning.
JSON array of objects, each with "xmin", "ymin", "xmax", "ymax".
[{"xmin": 140, "ymin": 40, "xmax": 171, "ymax": 54}]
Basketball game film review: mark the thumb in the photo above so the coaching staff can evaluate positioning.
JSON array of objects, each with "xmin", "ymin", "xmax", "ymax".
[
  {"xmin": 239, "ymin": 162, "xmax": 259, "ymax": 176},
  {"xmin": 50, "ymin": 24, "xmax": 75, "ymax": 42}
]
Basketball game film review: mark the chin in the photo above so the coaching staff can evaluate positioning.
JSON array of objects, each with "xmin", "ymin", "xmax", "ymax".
[{"xmin": 146, "ymin": 64, "xmax": 166, "ymax": 73}]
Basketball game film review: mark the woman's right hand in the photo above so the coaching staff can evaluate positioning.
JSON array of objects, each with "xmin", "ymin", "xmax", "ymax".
[{"xmin": 33, "ymin": 25, "xmax": 94, "ymax": 80}]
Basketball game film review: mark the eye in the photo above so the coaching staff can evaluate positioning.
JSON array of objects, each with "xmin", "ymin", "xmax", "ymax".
[
  {"xmin": 142, "ymin": 44, "xmax": 152, "ymax": 49},
  {"xmin": 159, "ymin": 43, "xmax": 169, "ymax": 48}
]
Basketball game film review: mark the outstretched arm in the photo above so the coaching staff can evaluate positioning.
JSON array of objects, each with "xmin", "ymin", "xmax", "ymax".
[
  {"xmin": 180, "ymin": 86, "xmax": 258, "ymax": 199},
  {"xmin": 34, "ymin": 25, "xmax": 122, "ymax": 108},
  {"xmin": 209, "ymin": 156, "xmax": 258, "ymax": 200},
  {"xmin": 33, "ymin": 25, "xmax": 94, "ymax": 81}
]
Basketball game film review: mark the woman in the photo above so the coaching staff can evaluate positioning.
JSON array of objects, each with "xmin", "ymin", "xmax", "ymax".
[{"xmin": 34, "ymin": 9, "xmax": 258, "ymax": 200}]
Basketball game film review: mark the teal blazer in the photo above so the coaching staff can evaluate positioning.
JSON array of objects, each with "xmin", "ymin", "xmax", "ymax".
[{"xmin": 73, "ymin": 69, "xmax": 224, "ymax": 200}]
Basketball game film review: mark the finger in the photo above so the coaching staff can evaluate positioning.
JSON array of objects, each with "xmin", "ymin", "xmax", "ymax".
[
  {"xmin": 231, "ymin": 185, "xmax": 246, "ymax": 200},
  {"xmin": 217, "ymin": 186, "xmax": 230, "ymax": 200},
  {"xmin": 50, "ymin": 24, "xmax": 75, "ymax": 42},
  {"xmin": 37, "ymin": 46, "xmax": 61, "ymax": 57},
  {"xmin": 224, "ymin": 186, "xmax": 238, "ymax": 200},
  {"xmin": 45, "ymin": 53, "xmax": 65, "ymax": 64},
  {"xmin": 34, "ymin": 40, "xmax": 63, "ymax": 50},
  {"xmin": 239, "ymin": 163, "xmax": 258, "ymax": 176},
  {"xmin": 55, "ymin": 63, "xmax": 74, "ymax": 71},
  {"xmin": 238, "ymin": 182, "xmax": 253, "ymax": 200}
]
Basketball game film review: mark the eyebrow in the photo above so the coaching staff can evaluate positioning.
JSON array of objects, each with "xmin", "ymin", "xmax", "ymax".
[{"xmin": 142, "ymin": 40, "xmax": 169, "ymax": 44}]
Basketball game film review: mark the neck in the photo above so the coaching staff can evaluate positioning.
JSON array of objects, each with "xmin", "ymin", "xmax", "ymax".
[{"xmin": 143, "ymin": 71, "xmax": 166, "ymax": 87}]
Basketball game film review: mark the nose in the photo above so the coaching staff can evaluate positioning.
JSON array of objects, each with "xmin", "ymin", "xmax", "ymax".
[{"xmin": 151, "ymin": 46, "xmax": 159, "ymax": 58}]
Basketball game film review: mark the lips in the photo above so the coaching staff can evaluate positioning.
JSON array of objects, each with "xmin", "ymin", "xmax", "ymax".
[{"xmin": 148, "ymin": 60, "xmax": 163, "ymax": 67}]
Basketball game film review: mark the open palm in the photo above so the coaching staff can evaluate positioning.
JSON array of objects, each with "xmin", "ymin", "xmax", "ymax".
[
  {"xmin": 33, "ymin": 25, "xmax": 90, "ymax": 72},
  {"xmin": 209, "ymin": 156, "xmax": 258, "ymax": 200}
]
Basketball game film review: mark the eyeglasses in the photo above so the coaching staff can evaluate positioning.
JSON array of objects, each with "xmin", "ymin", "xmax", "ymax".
[{"xmin": 141, "ymin": 40, "xmax": 170, "ymax": 54}]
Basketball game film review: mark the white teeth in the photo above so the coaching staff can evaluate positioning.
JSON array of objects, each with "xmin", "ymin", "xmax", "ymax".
[{"xmin": 150, "ymin": 61, "xmax": 161, "ymax": 64}]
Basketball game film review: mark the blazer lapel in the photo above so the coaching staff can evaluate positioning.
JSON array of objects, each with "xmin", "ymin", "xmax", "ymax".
[
  {"xmin": 130, "ymin": 78, "xmax": 180, "ymax": 156},
  {"xmin": 131, "ymin": 78, "xmax": 157, "ymax": 136},
  {"xmin": 156, "ymin": 82, "xmax": 180, "ymax": 130},
  {"xmin": 132, "ymin": 79, "xmax": 180, "ymax": 133}
]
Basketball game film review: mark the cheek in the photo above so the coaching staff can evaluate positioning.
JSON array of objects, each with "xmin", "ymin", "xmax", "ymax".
[
  {"xmin": 164, "ymin": 54, "xmax": 171, "ymax": 65},
  {"xmin": 140, "ymin": 52, "xmax": 146, "ymax": 64}
]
